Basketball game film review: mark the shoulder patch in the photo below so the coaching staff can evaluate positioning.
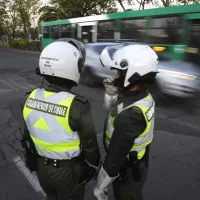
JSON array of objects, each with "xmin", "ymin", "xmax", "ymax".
[
  {"xmin": 25, "ymin": 90, "xmax": 33, "ymax": 96},
  {"xmin": 23, "ymin": 89, "xmax": 34, "ymax": 101},
  {"xmin": 75, "ymin": 95, "xmax": 88, "ymax": 103},
  {"xmin": 145, "ymin": 102, "xmax": 155, "ymax": 121}
]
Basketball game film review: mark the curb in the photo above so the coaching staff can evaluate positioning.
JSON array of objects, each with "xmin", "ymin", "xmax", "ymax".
[{"xmin": 0, "ymin": 47, "xmax": 40, "ymax": 54}]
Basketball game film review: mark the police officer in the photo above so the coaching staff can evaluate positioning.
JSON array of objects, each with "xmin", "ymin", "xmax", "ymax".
[
  {"xmin": 21, "ymin": 39, "xmax": 101, "ymax": 200},
  {"xmin": 94, "ymin": 44, "xmax": 158, "ymax": 200}
]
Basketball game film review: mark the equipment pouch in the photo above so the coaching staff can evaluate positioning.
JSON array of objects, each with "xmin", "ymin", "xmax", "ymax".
[{"xmin": 78, "ymin": 166, "xmax": 96, "ymax": 185}]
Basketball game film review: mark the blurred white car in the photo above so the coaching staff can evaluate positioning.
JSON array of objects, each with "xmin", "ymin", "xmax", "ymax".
[{"xmin": 83, "ymin": 42, "xmax": 200, "ymax": 99}]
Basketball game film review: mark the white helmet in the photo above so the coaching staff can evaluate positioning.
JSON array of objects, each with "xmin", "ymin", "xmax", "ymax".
[
  {"xmin": 39, "ymin": 39, "xmax": 86, "ymax": 84},
  {"xmin": 100, "ymin": 44, "xmax": 159, "ymax": 87}
]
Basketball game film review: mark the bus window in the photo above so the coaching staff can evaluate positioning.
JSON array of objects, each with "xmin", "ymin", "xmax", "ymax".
[
  {"xmin": 97, "ymin": 20, "xmax": 115, "ymax": 40},
  {"xmin": 186, "ymin": 19, "xmax": 200, "ymax": 66},
  {"xmin": 51, "ymin": 25, "xmax": 59, "ymax": 39},
  {"xmin": 61, "ymin": 24, "xmax": 72, "ymax": 38},
  {"xmin": 43, "ymin": 26, "xmax": 50, "ymax": 39},
  {"xmin": 120, "ymin": 19, "xmax": 146, "ymax": 42},
  {"xmin": 148, "ymin": 16, "xmax": 181, "ymax": 44}
]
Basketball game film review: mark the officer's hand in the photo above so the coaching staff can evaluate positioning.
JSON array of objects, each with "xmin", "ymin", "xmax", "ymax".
[
  {"xmin": 94, "ymin": 186, "xmax": 108, "ymax": 200},
  {"xmin": 103, "ymin": 77, "xmax": 118, "ymax": 96}
]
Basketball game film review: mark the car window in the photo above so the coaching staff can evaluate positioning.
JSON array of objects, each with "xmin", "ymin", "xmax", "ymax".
[{"xmin": 92, "ymin": 45, "xmax": 111, "ymax": 54}]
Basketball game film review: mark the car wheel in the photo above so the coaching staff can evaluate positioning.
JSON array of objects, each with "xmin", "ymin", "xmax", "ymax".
[{"xmin": 149, "ymin": 82, "xmax": 167, "ymax": 107}]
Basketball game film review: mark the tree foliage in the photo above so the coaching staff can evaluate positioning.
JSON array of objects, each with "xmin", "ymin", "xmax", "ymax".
[
  {"xmin": 38, "ymin": 5, "xmax": 68, "ymax": 22},
  {"xmin": 0, "ymin": 0, "xmax": 7, "ymax": 36},
  {"xmin": 14, "ymin": 0, "xmax": 41, "ymax": 39},
  {"xmin": 39, "ymin": 0, "xmax": 117, "ymax": 22},
  {"xmin": 0, "ymin": 0, "xmax": 199, "ymax": 43},
  {"xmin": 0, "ymin": 0, "xmax": 20, "ymax": 40},
  {"xmin": 0, "ymin": 0, "xmax": 41, "ymax": 41},
  {"xmin": 117, "ymin": 0, "xmax": 200, "ymax": 10}
]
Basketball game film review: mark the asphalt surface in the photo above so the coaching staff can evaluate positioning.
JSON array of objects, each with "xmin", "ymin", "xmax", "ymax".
[{"xmin": 0, "ymin": 48, "xmax": 200, "ymax": 200}]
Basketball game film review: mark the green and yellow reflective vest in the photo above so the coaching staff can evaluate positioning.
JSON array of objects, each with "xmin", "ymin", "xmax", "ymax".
[
  {"xmin": 105, "ymin": 94, "xmax": 155, "ymax": 160},
  {"xmin": 23, "ymin": 88, "xmax": 81, "ymax": 160}
]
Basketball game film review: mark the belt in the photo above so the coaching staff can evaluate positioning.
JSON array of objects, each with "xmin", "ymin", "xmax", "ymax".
[{"xmin": 38, "ymin": 155, "xmax": 81, "ymax": 167}]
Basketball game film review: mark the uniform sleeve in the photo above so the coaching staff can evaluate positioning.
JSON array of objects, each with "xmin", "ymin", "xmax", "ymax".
[
  {"xmin": 78, "ymin": 101, "xmax": 101, "ymax": 167},
  {"xmin": 103, "ymin": 107, "xmax": 146, "ymax": 177},
  {"xmin": 21, "ymin": 91, "xmax": 33, "ymax": 141}
]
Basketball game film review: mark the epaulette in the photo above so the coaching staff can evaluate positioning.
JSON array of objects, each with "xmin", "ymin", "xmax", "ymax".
[
  {"xmin": 25, "ymin": 90, "xmax": 33, "ymax": 95},
  {"xmin": 75, "ymin": 95, "xmax": 88, "ymax": 103},
  {"xmin": 23, "ymin": 89, "xmax": 35, "ymax": 102}
]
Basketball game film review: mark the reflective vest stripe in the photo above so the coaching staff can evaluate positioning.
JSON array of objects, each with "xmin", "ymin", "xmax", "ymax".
[
  {"xmin": 23, "ymin": 88, "xmax": 81, "ymax": 160},
  {"xmin": 32, "ymin": 138, "xmax": 80, "ymax": 160},
  {"xmin": 24, "ymin": 89, "xmax": 75, "ymax": 133},
  {"xmin": 31, "ymin": 136, "xmax": 80, "ymax": 152},
  {"xmin": 105, "ymin": 94, "xmax": 155, "ymax": 160}
]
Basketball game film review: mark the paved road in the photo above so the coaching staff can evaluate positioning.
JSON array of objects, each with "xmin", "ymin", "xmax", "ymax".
[{"xmin": 0, "ymin": 48, "xmax": 200, "ymax": 200}]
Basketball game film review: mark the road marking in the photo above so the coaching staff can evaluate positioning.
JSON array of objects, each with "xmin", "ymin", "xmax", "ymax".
[
  {"xmin": 0, "ymin": 88, "xmax": 12, "ymax": 94},
  {"xmin": 12, "ymin": 156, "xmax": 46, "ymax": 196},
  {"xmin": 0, "ymin": 79, "xmax": 35, "ymax": 92},
  {"xmin": 157, "ymin": 114, "xmax": 200, "ymax": 131},
  {"xmin": 0, "ymin": 80, "xmax": 19, "ymax": 91},
  {"xmin": 8, "ymin": 79, "xmax": 32, "ymax": 90}
]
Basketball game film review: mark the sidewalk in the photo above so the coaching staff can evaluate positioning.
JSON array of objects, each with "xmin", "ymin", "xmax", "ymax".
[{"xmin": 0, "ymin": 46, "xmax": 40, "ymax": 54}]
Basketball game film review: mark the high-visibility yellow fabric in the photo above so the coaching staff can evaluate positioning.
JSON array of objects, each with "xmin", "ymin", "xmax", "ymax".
[
  {"xmin": 105, "ymin": 95, "xmax": 154, "ymax": 160},
  {"xmin": 23, "ymin": 89, "xmax": 80, "ymax": 160}
]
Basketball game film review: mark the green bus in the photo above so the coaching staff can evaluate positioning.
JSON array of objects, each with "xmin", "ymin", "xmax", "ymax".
[{"xmin": 42, "ymin": 3, "xmax": 200, "ymax": 65}]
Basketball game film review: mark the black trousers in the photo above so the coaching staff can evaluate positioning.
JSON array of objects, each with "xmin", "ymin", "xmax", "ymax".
[
  {"xmin": 37, "ymin": 157, "xmax": 88, "ymax": 200},
  {"xmin": 113, "ymin": 162, "xmax": 148, "ymax": 200}
]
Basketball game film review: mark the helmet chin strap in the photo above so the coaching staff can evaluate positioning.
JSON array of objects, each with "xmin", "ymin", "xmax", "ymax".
[{"xmin": 114, "ymin": 69, "xmax": 126, "ymax": 89}]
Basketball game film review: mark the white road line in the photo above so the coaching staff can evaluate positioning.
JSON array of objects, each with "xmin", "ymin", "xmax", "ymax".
[
  {"xmin": 0, "ymin": 79, "xmax": 35, "ymax": 91},
  {"xmin": 0, "ymin": 80, "xmax": 19, "ymax": 91},
  {"xmin": 0, "ymin": 88, "xmax": 12, "ymax": 94},
  {"xmin": 157, "ymin": 114, "xmax": 200, "ymax": 131},
  {"xmin": 12, "ymin": 156, "xmax": 46, "ymax": 196},
  {"xmin": 8, "ymin": 79, "xmax": 33, "ymax": 90}
]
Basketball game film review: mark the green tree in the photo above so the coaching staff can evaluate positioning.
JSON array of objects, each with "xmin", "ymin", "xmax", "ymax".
[
  {"xmin": 117, "ymin": 0, "xmax": 154, "ymax": 10},
  {"xmin": 38, "ymin": 5, "xmax": 68, "ymax": 22},
  {"xmin": 153, "ymin": 0, "xmax": 200, "ymax": 7},
  {"xmin": 29, "ymin": 27, "xmax": 39, "ymax": 40},
  {"xmin": 14, "ymin": 0, "xmax": 41, "ymax": 39},
  {"xmin": 0, "ymin": 0, "xmax": 21, "ymax": 41},
  {"xmin": 0, "ymin": 0, "xmax": 7, "ymax": 36},
  {"xmin": 39, "ymin": 0, "xmax": 117, "ymax": 22}
]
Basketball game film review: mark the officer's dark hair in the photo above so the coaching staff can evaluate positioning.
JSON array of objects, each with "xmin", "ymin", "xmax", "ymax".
[
  {"xmin": 115, "ymin": 70, "xmax": 157, "ymax": 90},
  {"xmin": 35, "ymin": 67, "xmax": 77, "ymax": 89},
  {"xmin": 44, "ymin": 75, "xmax": 77, "ymax": 89},
  {"xmin": 126, "ymin": 72, "xmax": 157, "ymax": 91},
  {"xmin": 128, "ymin": 71, "xmax": 157, "ymax": 86}
]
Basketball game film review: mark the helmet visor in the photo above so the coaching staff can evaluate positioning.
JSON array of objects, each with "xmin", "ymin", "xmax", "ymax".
[{"xmin": 106, "ymin": 44, "xmax": 126, "ymax": 60}]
